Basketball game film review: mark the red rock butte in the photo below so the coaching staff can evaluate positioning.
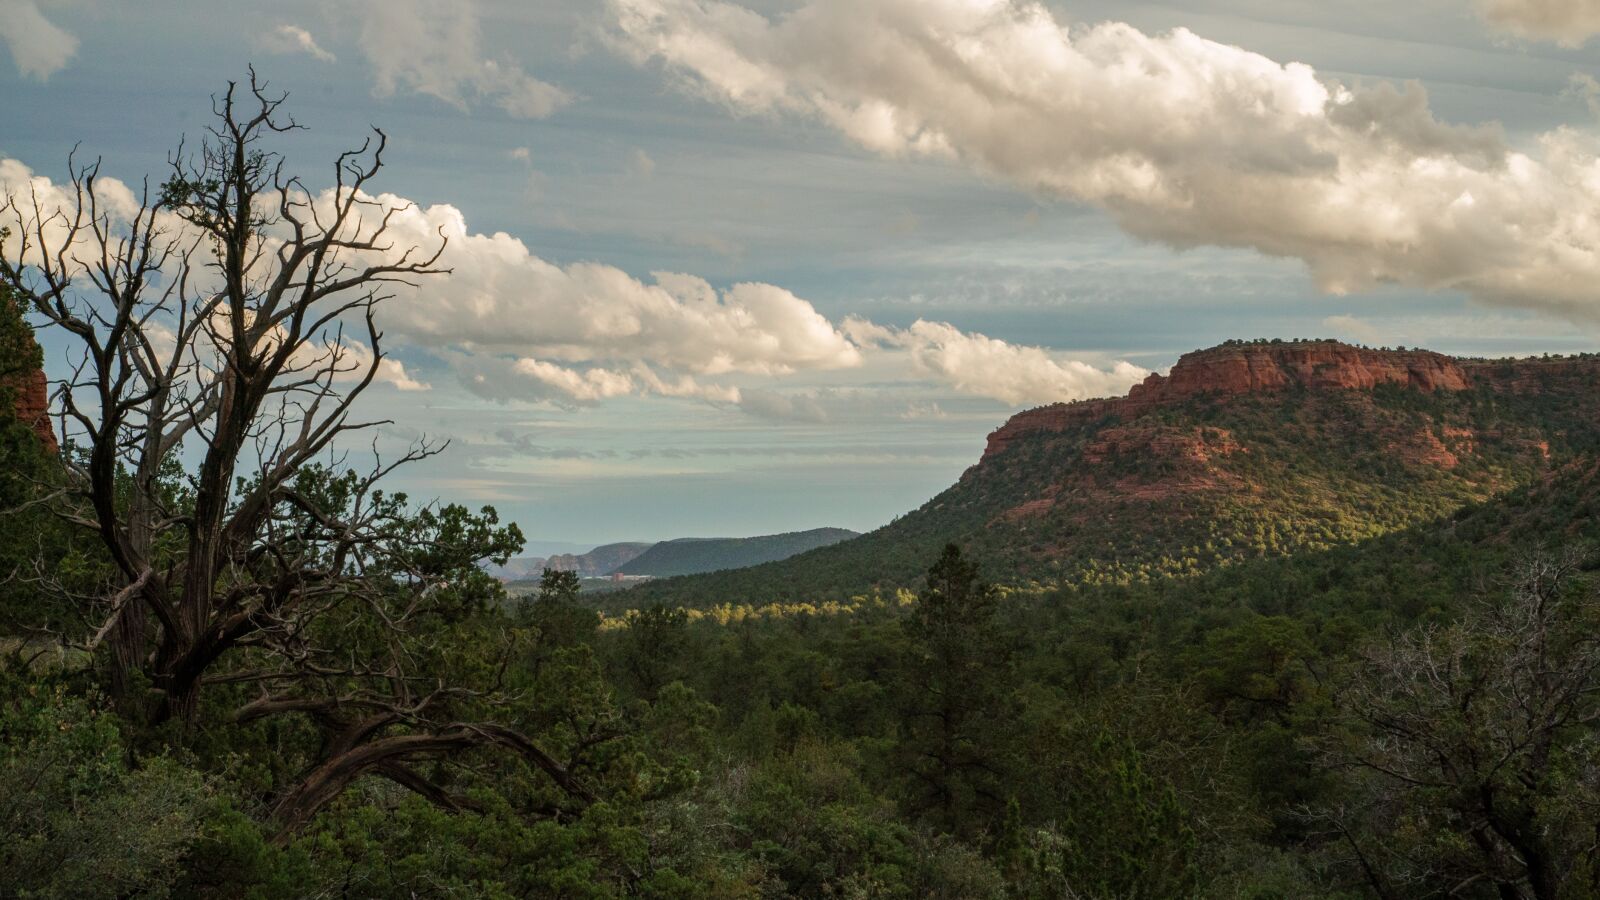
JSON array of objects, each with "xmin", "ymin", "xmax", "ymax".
[
  {"xmin": 4, "ymin": 351, "xmax": 57, "ymax": 453},
  {"xmin": 983, "ymin": 339, "xmax": 1585, "ymax": 461}
]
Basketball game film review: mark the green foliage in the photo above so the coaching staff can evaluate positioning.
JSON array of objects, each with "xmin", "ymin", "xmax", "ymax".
[
  {"xmin": 1028, "ymin": 731, "xmax": 1201, "ymax": 899},
  {"xmin": 732, "ymin": 740, "xmax": 1005, "ymax": 898},
  {"xmin": 609, "ymin": 603, "xmax": 693, "ymax": 700},
  {"xmin": 3, "ymin": 458, "xmax": 1598, "ymax": 896},
  {"xmin": 6, "ymin": 309, "xmax": 1600, "ymax": 896},
  {"xmin": 893, "ymin": 544, "xmax": 1011, "ymax": 836},
  {"xmin": 0, "ymin": 670, "xmax": 208, "ymax": 899},
  {"xmin": 0, "ymin": 279, "xmax": 41, "ymax": 384},
  {"xmin": 519, "ymin": 567, "xmax": 602, "ymax": 668},
  {"xmin": 1316, "ymin": 552, "xmax": 1600, "ymax": 897},
  {"xmin": 0, "ymin": 281, "xmax": 80, "ymax": 631}
]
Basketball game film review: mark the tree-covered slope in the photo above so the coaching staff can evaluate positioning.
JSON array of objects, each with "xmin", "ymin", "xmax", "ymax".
[
  {"xmin": 613, "ymin": 527, "xmax": 859, "ymax": 577},
  {"xmin": 621, "ymin": 341, "xmax": 1600, "ymax": 607}
]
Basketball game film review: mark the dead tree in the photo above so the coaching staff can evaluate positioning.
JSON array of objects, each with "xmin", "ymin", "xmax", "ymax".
[
  {"xmin": 0, "ymin": 72, "xmax": 592, "ymax": 836},
  {"xmin": 1323, "ymin": 549, "xmax": 1600, "ymax": 900}
]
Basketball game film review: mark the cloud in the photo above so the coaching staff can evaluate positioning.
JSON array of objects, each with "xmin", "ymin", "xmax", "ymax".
[
  {"xmin": 141, "ymin": 303, "xmax": 431, "ymax": 393},
  {"xmin": 847, "ymin": 318, "xmax": 1147, "ymax": 406},
  {"xmin": 735, "ymin": 388, "xmax": 828, "ymax": 422},
  {"xmin": 260, "ymin": 24, "xmax": 337, "ymax": 63},
  {"xmin": 349, "ymin": 188, "xmax": 1146, "ymax": 407},
  {"xmin": 0, "ymin": 161, "xmax": 428, "ymax": 396},
  {"xmin": 513, "ymin": 358, "xmax": 635, "ymax": 401},
  {"xmin": 5, "ymin": 156, "xmax": 1142, "ymax": 411},
  {"xmin": 1480, "ymin": 0, "xmax": 1600, "ymax": 45},
  {"xmin": 0, "ymin": 158, "xmax": 142, "ymax": 268},
  {"xmin": 609, "ymin": 0, "xmax": 1600, "ymax": 321},
  {"xmin": 1566, "ymin": 72, "xmax": 1600, "ymax": 120},
  {"xmin": 0, "ymin": 158, "xmax": 433, "ymax": 395},
  {"xmin": 362, "ymin": 198, "xmax": 865, "ymax": 376},
  {"xmin": 4, "ymin": 156, "xmax": 857, "ymax": 407},
  {"xmin": 329, "ymin": 339, "xmax": 431, "ymax": 391},
  {"xmin": 495, "ymin": 429, "xmax": 618, "ymax": 459},
  {"xmin": 456, "ymin": 355, "xmax": 740, "ymax": 407},
  {"xmin": 0, "ymin": 0, "xmax": 77, "ymax": 80},
  {"xmin": 360, "ymin": 0, "xmax": 571, "ymax": 119},
  {"xmin": 631, "ymin": 363, "xmax": 743, "ymax": 402},
  {"xmin": 1322, "ymin": 314, "xmax": 1385, "ymax": 345},
  {"xmin": 733, "ymin": 387, "xmax": 963, "ymax": 423}
]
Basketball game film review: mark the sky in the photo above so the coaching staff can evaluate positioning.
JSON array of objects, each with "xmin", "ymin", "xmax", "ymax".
[{"xmin": 2, "ymin": 0, "xmax": 1598, "ymax": 548}]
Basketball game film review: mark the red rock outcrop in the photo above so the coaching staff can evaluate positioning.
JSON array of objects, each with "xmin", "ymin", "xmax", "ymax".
[
  {"xmin": 1124, "ymin": 341, "xmax": 1469, "ymax": 409},
  {"xmin": 1082, "ymin": 425, "xmax": 1242, "ymax": 466},
  {"xmin": 1387, "ymin": 429, "xmax": 1460, "ymax": 469},
  {"xmin": 3, "ymin": 351, "xmax": 56, "ymax": 452},
  {"xmin": 985, "ymin": 341, "xmax": 1472, "ymax": 460}
]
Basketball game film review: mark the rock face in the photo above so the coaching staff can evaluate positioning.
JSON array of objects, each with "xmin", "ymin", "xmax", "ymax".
[
  {"xmin": 985, "ymin": 340, "xmax": 1471, "ymax": 461},
  {"xmin": 4, "ymin": 362, "xmax": 55, "ymax": 453},
  {"xmin": 1082, "ymin": 424, "xmax": 1242, "ymax": 466},
  {"xmin": 1124, "ymin": 341, "xmax": 1469, "ymax": 406},
  {"xmin": 544, "ymin": 542, "xmax": 655, "ymax": 576}
]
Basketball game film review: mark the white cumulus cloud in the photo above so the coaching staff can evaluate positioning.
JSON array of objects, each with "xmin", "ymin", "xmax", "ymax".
[
  {"xmin": 5, "ymin": 156, "xmax": 1142, "ymax": 410},
  {"xmin": 360, "ymin": 0, "xmax": 571, "ymax": 119},
  {"xmin": 609, "ymin": 0, "xmax": 1600, "ymax": 321},
  {"xmin": 358, "ymin": 195, "xmax": 1145, "ymax": 407},
  {"xmin": 0, "ymin": 0, "xmax": 78, "ymax": 80},
  {"xmin": 260, "ymin": 24, "xmax": 337, "ymax": 63},
  {"xmin": 847, "ymin": 318, "xmax": 1148, "ymax": 406},
  {"xmin": 362, "ymin": 198, "xmax": 865, "ymax": 376},
  {"xmin": 1321, "ymin": 314, "xmax": 1386, "ymax": 346},
  {"xmin": 513, "ymin": 358, "xmax": 635, "ymax": 402},
  {"xmin": 1480, "ymin": 0, "xmax": 1600, "ymax": 45},
  {"xmin": 0, "ymin": 159, "xmax": 431, "ymax": 393}
]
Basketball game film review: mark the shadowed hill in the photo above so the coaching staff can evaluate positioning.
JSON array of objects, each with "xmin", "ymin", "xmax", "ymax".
[
  {"xmin": 487, "ymin": 530, "xmax": 861, "ymax": 581},
  {"xmin": 613, "ymin": 527, "xmax": 860, "ymax": 577},
  {"xmin": 485, "ymin": 542, "xmax": 654, "ymax": 580}
]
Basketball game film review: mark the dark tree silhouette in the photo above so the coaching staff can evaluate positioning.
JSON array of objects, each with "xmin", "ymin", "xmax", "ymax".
[
  {"xmin": 0, "ymin": 72, "xmax": 594, "ymax": 838},
  {"xmin": 1321, "ymin": 549, "xmax": 1600, "ymax": 899},
  {"xmin": 897, "ymin": 543, "xmax": 1009, "ymax": 835}
]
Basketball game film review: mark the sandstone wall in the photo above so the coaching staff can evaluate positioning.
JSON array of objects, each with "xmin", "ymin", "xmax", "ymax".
[
  {"xmin": 984, "ymin": 341, "xmax": 1483, "ymax": 460},
  {"xmin": 4, "ymin": 356, "xmax": 56, "ymax": 452}
]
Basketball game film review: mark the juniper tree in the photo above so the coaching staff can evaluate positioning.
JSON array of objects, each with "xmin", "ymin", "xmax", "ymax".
[{"xmin": 0, "ymin": 72, "xmax": 596, "ymax": 837}]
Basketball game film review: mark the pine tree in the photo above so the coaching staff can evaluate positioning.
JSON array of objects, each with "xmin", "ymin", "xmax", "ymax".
[{"xmin": 896, "ymin": 543, "xmax": 1010, "ymax": 836}]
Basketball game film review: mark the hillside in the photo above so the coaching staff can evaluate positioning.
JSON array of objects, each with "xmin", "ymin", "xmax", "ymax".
[
  {"xmin": 612, "ymin": 527, "xmax": 860, "ymax": 577},
  {"xmin": 487, "ymin": 529, "xmax": 861, "ymax": 581},
  {"xmin": 545, "ymin": 542, "xmax": 655, "ymax": 576},
  {"xmin": 622, "ymin": 339, "xmax": 1600, "ymax": 606},
  {"xmin": 485, "ymin": 542, "xmax": 654, "ymax": 580}
]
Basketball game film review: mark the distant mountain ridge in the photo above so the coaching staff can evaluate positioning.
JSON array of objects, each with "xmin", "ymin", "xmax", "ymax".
[
  {"xmin": 546, "ymin": 543, "xmax": 655, "ymax": 576},
  {"xmin": 487, "ymin": 528, "xmax": 860, "ymax": 581},
  {"xmin": 484, "ymin": 542, "xmax": 653, "ymax": 580},
  {"xmin": 612, "ymin": 528, "xmax": 860, "ymax": 577},
  {"xmin": 621, "ymin": 339, "xmax": 1600, "ymax": 607}
]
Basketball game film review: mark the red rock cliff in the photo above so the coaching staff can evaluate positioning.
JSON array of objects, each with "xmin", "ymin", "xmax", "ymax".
[
  {"xmin": 4, "ymin": 358, "xmax": 56, "ymax": 453},
  {"xmin": 984, "ymin": 340, "xmax": 1470, "ymax": 460}
]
